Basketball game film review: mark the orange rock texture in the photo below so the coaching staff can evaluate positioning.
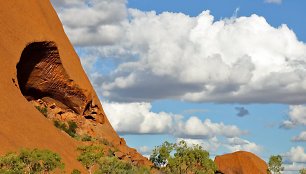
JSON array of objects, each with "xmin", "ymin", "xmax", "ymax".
[
  {"xmin": 0, "ymin": 0, "xmax": 150, "ymax": 172},
  {"xmin": 214, "ymin": 151, "xmax": 268, "ymax": 174}
]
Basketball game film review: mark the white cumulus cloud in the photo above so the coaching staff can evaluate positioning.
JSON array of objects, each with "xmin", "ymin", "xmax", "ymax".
[
  {"xmin": 281, "ymin": 105, "xmax": 306, "ymax": 129},
  {"xmin": 174, "ymin": 116, "xmax": 244, "ymax": 139},
  {"xmin": 282, "ymin": 146, "xmax": 306, "ymax": 173},
  {"xmin": 51, "ymin": 0, "xmax": 306, "ymax": 104},
  {"xmin": 224, "ymin": 137, "xmax": 263, "ymax": 154},
  {"xmin": 177, "ymin": 137, "xmax": 262, "ymax": 155},
  {"xmin": 103, "ymin": 101, "xmax": 174, "ymax": 134},
  {"xmin": 283, "ymin": 162, "xmax": 306, "ymax": 174},
  {"xmin": 103, "ymin": 101, "xmax": 244, "ymax": 138},
  {"xmin": 292, "ymin": 131, "xmax": 306, "ymax": 142},
  {"xmin": 52, "ymin": 0, "xmax": 127, "ymax": 46},
  {"xmin": 284, "ymin": 146, "xmax": 306, "ymax": 163},
  {"xmin": 176, "ymin": 137, "xmax": 220, "ymax": 152}
]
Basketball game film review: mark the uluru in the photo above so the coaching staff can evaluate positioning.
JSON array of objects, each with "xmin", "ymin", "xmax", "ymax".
[
  {"xmin": 1, "ymin": 0, "xmax": 305, "ymax": 173},
  {"xmin": 0, "ymin": 0, "xmax": 150, "ymax": 172}
]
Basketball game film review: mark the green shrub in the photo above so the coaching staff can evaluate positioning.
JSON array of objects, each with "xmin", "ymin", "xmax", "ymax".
[
  {"xmin": 96, "ymin": 156, "xmax": 150, "ymax": 174},
  {"xmin": 99, "ymin": 138, "xmax": 112, "ymax": 146},
  {"xmin": 81, "ymin": 134, "xmax": 92, "ymax": 142},
  {"xmin": 77, "ymin": 145, "xmax": 104, "ymax": 174},
  {"xmin": 0, "ymin": 148, "xmax": 64, "ymax": 173},
  {"xmin": 35, "ymin": 105, "xmax": 48, "ymax": 117},
  {"xmin": 0, "ymin": 152, "xmax": 24, "ymax": 174},
  {"xmin": 71, "ymin": 169, "xmax": 81, "ymax": 174},
  {"xmin": 150, "ymin": 140, "xmax": 217, "ymax": 174},
  {"xmin": 95, "ymin": 156, "xmax": 133, "ymax": 174},
  {"xmin": 53, "ymin": 120, "xmax": 78, "ymax": 138},
  {"xmin": 77, "ymin": 145, "xmax": 150, "ymax": 174},
  {"xmin": 67, "ymin": 121, "xmax": 78, "ymax": 137}
]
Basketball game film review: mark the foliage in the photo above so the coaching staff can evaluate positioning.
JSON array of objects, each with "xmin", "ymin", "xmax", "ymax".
[
  {"xmin": 98, "ymin": 138, "xmax": 113, "ymax": 146},
  {"xmin": 53, "ymin": 120, "xmax": 78, "ymax": 137},
  {"xmin": 77, "ymin": 145, "xmax": 150, "ymax": 174},
  {"xmin": 35, "ymin": 105, "xmax": 48, "ymax": 117},
  {"xmin": 71, "ymin": 169, "xmax": 81, "ymax": 174},
  {"xmin": 0, "ymin": 148, "xmax": 64, "ymax": 174},
  {"xmin": 95, "ymin": 156, "xmax": 133, "ymax": 174},
  {"xmin": 67, "ymin": 121, "xmax": 78, "ymax": 137},
  {"xmin": 0, "ymin": 152, "xmax": 24, "ymax": 174},
  {"xmin": 77, "ymin": 145, "xmax": 104, "ymax": 174},
  {"xmin": 150, "ymin": 141, "xmax": 174, "ymax": 168},
  {"xmin": 95, "ymin": 156, "xmax": 150, "ymax": 174},
  {"xmin": 300, "ymin": 168, "xmax": 306, "ymax": 174},
  {"xmin": 150, "ymin": 140, "xmax": 217, "ymax": 174},
  {"xmin": 81, "ymin": 134, "xmax": 93, "ymax": 142},
  {"xmin": 268, "ymin": 155, "xmax": 284, "ymax": 174}
]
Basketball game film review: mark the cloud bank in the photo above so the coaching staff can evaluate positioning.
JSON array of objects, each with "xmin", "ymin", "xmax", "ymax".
[
  {"xmin": 103, "ymin": 101, "xmax": 244, "ymax": 138},
  {"xmin": 282, "ymin": 105, "xmax": 306, "ymax": 128},
  {"xmin": 52, "ymin": 0, "xmax": 306, "ymax": 104},
  {"xmin": 103, "ymin": 101, "xmax": 260, "ymax": 154}
]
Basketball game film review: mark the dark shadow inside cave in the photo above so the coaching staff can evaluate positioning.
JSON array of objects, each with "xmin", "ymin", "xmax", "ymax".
[
  {"xmin": 17, "ymin": 41, "xmax": 59, "ymax": 100},
  {"xmin": 16, "ymin": 41, "xmax": 89, "ymax": 115}
]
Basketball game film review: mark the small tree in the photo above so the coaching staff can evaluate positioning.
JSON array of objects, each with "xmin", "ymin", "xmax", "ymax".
[
  {"xmin": 0, "ymin": 148, "xmax": 64, "ymax": 173},
  {"xmin": 95, "ymin": 156, "xmax": 133, "ymax": 174},
  {"xmin": 95, "ymin": 156, "xmax": 150, "ymax": 174},
  {"xmin": 300, "ymin": 168, "xmax": 306, "ymax": 174},
  {"xmin": 268, "ymin": 155, "xmax": 284, "ymax": 174},
  {"xmin": 0, "ymin": 152, "xmax": 24, "ymax": 174},
  {"xmin": 150, "ymin": 141, "xmax": 174, "ymax": 168},
  {"xmin": 77, "ymin": 145, "xmax": 104, "ymax": 174},
  {"xmin": 150, "ymin": 140, "xmax": 217, "ymax": 174}
]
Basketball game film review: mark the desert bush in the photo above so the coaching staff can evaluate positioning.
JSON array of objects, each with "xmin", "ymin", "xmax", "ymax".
[
  {"xmin": 35, "ymin": 105, "xmax": 48, "ymax": 117},
  {"xmin": 53, "ymin": 120, "xmax": 78, "ymax": 137},
  {"xmin": 77, "ymin": 145, "xmax": 150, "ymax": 174},
  {"xmin": 71, "ymin": 169, "xmax": 81, "ymax": 174},
  {"xmin": 95, "ymin": 156, "xmax": 150, "ymax": 174},
  {"xmin": 0, "ymin": 148, "xmax": 64, "ymax": 173},
  {"xmin": 77, "ymin": 145, "xmax": 104, "ymax": 174},
  {"xmin": 81, "ymin": 134, "xmax": 93, "ymax": 142},
  {"xmin": 67, "ymin": 121, "xmax": 78, "ymax": 137},
  {"xmin": 98, "ymin": 138, "xmax": 113, "ymax": 146},
  {"xmin": 150, "ymin": 140, "xmax": 217, "ymax": 174}
]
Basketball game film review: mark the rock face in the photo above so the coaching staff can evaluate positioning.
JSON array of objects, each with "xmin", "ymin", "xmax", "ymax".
[
  {"xmin": 214, "ymin": 151, "xmax": 268, "ymax": 174},
  {"xmin": 0, "ymin": 0, "xmax": 150, "ymax": 172}
]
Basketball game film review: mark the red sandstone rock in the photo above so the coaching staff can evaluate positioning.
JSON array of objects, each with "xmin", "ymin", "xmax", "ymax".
[
  {"xmin": 214, "ymin": 151, "xmax": 268, "ymax": 174},
  {"xmin": 0, "ymin": 0, "xmax": 151, "ymax": 172}
]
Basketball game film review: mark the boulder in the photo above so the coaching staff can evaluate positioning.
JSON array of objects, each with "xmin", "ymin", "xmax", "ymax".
[{"xmin": 214, "ymin": 151, "xmax": 268, "ymax": 174}]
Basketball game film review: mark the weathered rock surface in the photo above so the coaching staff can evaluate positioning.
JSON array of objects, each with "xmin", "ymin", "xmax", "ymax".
[
  {"xmin": 214, "ymin": 151, "xmax": 268, "ymax": 174},
  {"xmin": 0, "ymin": 0, "xmax": 151, "ymax": 172}
]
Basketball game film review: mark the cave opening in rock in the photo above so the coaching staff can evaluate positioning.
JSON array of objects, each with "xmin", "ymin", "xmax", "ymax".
[
  {"xmin": 16, "ymin": 41, "xmax": 89, "ymax": 115},
  {"xmin": 17, "ymin": 41, "xmax": 59, "ymax": 100}
]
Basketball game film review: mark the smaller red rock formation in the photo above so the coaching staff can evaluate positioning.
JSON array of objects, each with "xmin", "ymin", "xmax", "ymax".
[{"xmin": 214, "ymin": 151, "xmax": 268, "ymax": 174}]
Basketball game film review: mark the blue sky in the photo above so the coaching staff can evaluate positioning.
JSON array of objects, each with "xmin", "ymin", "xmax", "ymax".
[{"xmin": 51, "ymin": 0, "xmax": 306, "ymax": 172}]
